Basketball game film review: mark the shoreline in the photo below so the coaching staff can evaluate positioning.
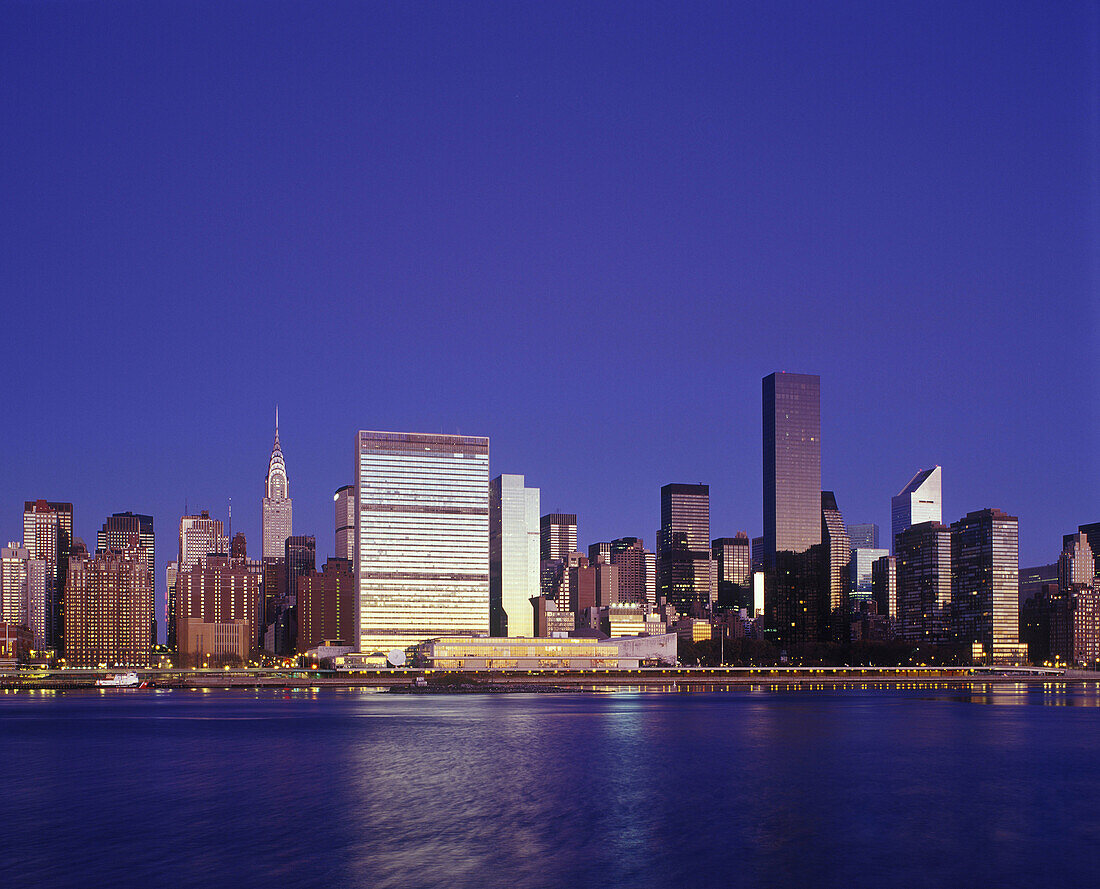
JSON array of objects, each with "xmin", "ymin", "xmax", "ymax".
[{"xmin": 0, "ymin": 666, "xmax": 1091, "ymax": 693}]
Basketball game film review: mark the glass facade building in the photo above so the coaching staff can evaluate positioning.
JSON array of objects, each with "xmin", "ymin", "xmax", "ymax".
[
  {"xmin": 895, "ymin": 521, "xmax": 951, "ymax": 643},
  {"xmin": 950, "ymin": 509, "xmax": 1022, "ymax": 657},
  {"xmin": 23, "ymin": 500, "xmax": 73, "ymax": 653},
  {"xmin": 334, "ymin": 485, "xmax": 355, "ymax": 562},
  {"xmin": 821, "ymin": 491, "xmax": 850, "ymax": 639},
  {"xmin": 489, "ymin": 474, "xmax": 540, "ymax": 638},
  {"xmin": 891, "ymin": 467, "xmax": 941, "ymax": 552},
  {"xmin": 848, "ymin": 523, "xmax": 880, "ymax": 550},
  {"xmin": 851, "ymin": 547, "xmax": 890, "ymax": 602},
  {"xmin": 355, "ymin": 431, "xmax": 490, "ymax": 653},
  {"xmin": 712, "ymin": 534, "xmax": 751, "ymax": 611},
  {"xmin": 762, "ymin": 373, "xmax": 822, "ymax": 646},
  {"xmin": 657, "ymin": 483, "xmax": 713, "ymax": 612}
]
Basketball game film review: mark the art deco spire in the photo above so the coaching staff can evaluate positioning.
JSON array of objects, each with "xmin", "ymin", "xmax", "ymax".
[{"xmin": 266, "ymin": 409, "xmax": 288, "ymax": 501}]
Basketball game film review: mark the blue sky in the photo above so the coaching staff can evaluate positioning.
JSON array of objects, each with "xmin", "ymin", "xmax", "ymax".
[{"xmin": 1, "ymin": 1, "xmax": 1096, "ymax": 632}]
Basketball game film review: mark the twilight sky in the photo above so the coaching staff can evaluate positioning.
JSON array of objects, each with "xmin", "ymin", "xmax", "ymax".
[{"xmin": 1, "ymin": 1, "xmax": 1097, "ymax": 634}]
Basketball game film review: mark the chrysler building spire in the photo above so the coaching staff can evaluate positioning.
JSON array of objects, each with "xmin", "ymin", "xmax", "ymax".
[{"xmin": 262, "ymin": 409, "xmax": 292, "ymax": 560}]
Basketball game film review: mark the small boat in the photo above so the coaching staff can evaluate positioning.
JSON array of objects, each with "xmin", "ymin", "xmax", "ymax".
[{"xmin": 96, "ymin": 672, "xmax": 144, "ymax": 688}]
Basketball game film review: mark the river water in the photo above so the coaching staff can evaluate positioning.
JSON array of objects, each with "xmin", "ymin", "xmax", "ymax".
[{"xmin": 3, "ymin": 682, "xmax": 1098, "ymax": 888}]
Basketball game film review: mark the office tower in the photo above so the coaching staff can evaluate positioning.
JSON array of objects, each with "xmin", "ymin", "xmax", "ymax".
[
  {"xmin": 169, "ymin": 511, "xmax": 228, "ymax": 650},
  {"xmin": 950, "ymin": 509, "xmax": 1025, "ymax": 662},
  {"xmin": 894, "ymin": 521, "xmax": 951, "ymax": 643},
  {"xmin": 1068, "ymin": 522, "xmax": 1100, "ymax": 577},
  {"xmin": 298, "ymin": 558, "xmax": 356, "ymax": 652},
  {"xmin": 821, "ymin": 492, "xmax": 851, "ymax": 638},
  {"xmin": 891, "ymin": 467, "xmax": 942, "ymax": 551},
  {"xmin": 489, "ymin": 474, "xmax": 540, "ymax": 637},
  {"xmin": 657, "ymin": 483, "xmax": 713, "ymax": 613},
  {"xmin": 335, "ymin": 485, "xmax": 355, "ymax": 562},
  {"xmin": 23, "ymin": 500, "xmax": 73, "ymax": 652},
  {"xmin": 284, "ymin": 535, "xmax": 316, "ymax": 604},
  {"xmin": 712, "ymin": 534, "xmax": 752, "ymax": 611},
  {"xmin": 568, "ymin": 555, "xmax": 596, "ymax": 612},
  {"xmin": 1, "ymin": 544, "xmax": 43, "ymax": 644},
  {"xmin": 97, "ymin": 512, "xmax": 155, "ymax": 644},
  {"xmin": 588, "ymin": 542, "xmax": 612, "ymax": 565},
  {"xmin": 751, "ymin": 536, "xmax": 765, "ymax": 573},
  {"xmin": 176, "ymin": 553, "xmax": 258, "ymax": 666},
  {"xmin": 851, "ymin": 547, "xmax": 890, "ymax": 602},
  {"xmin": 64, "ymin": 545, "xmax": 152, "ymax": 668},
  {"xmin": 165, "ymin": 562, "xmax": 177, "ymax": 647},
  {"xmin": 540, "ymin": 513, "xmax": 578, "ymax": 604},
  {"xmin": 848, "ymin": 523, "xmax": 880, "ymax": 550},
  {"xmin": 540, "ymin": 514, "xmax": 577, "ymax": 562},
  {"xmin": 262, "ymin": 410, "xmax": 293, "ymax": 561},
  {"xmin": 762, "ymin": 372, "xmax": 822, "ymax": 646},
  {"xmin": 871, "ymin": 554, "xmax": 897, "ymax": 619},
  {"xmin": 1057, "ymin": 532, "xmax": 1099, "ymax": 664},
  {"xmin": 612, "ymin": 537, "xmax": 655, "ymax": 606},
  {"xmin": 230, "ymin": 532, "xmax": 247, "ymax": 560},
  {"xmin": 356, "ymin": 430, "xmax": 489, "ymax": 653}
]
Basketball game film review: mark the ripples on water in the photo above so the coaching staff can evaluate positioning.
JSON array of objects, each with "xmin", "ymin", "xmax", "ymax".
[{"xmin": 2, "ymin": 683, "xmax": 1098, "ymax": 889}]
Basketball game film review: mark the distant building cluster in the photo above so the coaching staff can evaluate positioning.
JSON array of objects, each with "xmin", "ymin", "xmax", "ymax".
[{"xmin": 1, "ymin": 375, "xmax": 1096, "ymax": 670}]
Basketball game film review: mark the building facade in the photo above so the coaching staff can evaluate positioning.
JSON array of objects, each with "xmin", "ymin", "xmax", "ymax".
[
  {"xmin": 262, "ymin": 411, "xmax": 293, "ymax": 561},
  {"xmin": 64, "ymin": 546, "xmax": 152, "ymax": 668},
  {"xmin": 894, "ymin": 521, "xmax": 951, "ymax": 643},
  {"xmin": 355, "ymin": 430, "xmax": 490, "ymax": 653},
  {"xmin": 334, "ymin": 485, "xmax": 355, "ymax": 562},
  {"xmin": 489, "ymin": 474, "xmax": 540, "ymax": 637},
  {"xmin": 821, "ymin": 491, "xmax": 851, "ymax": 640},
  {"xmin": 657, "ymin": 483, "xmax": 713, "ymax": 613},
  {"xmin": 175, "ymin": 553, "xmax": 259, "ymax": 665},
  {"xmin": 298, "ymin": 558, "xmax": 357, "ymax": 653},
  {"xmin": 23, "ymin": 500, "xmax": 73, "ymax": 652},
  {"xmin": 169, "ymin": 510, "xmax": 227, "ymax": 650},
  {"xmin": 950, "ymin": 508, "xmax": 1025, "ymax": 662},
  {"xmin": 97, "ymin": 512, "xmax": 155, "ymax": 644},
  {"xmin": 712, "ymin": 534, "xmax": 752, "ymax": 611},
  {"xmin": 891, "ymin": 467, "xmax": 942, "ymax": 551},
  {"xmin": 847, "ymin": 523, "xmax": 880, "ymax": 550},
  {"xmin": 611, "ymin": 537, "xmax": 655, "ymax": 606},
  {"xmin": 762, "ymin": 372, "xmax": 822, "ymax": 646}
]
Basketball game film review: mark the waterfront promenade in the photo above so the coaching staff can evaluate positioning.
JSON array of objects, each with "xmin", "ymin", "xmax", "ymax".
[{"xmin": 0, "ymin": 664, "xmax": 1079, "ymax": 691}]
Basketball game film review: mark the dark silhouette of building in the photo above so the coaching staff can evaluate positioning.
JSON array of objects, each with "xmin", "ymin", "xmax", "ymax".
[
  {"xmin": 895, "ymin": 521, "xmax": 951, "ymax": 643},
  {"xmin": 712, "ymin": 534, "xmax": 752, "ymax": 611}
]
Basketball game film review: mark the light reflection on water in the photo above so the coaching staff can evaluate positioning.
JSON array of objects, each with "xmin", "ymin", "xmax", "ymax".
[{"xmin": 1, "ymin": 684, "xmax": 1099, "ymax": 888}]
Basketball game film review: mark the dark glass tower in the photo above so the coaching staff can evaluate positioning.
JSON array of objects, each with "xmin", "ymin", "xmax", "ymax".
[{"xmin": 762, "ymin": 373, "xmax": 821, "ymax": 646}]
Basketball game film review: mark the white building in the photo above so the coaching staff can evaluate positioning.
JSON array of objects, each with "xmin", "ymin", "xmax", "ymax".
[
  {"xmin": 490, "ymin": 474, "xmax": 540, "ymax": 638},
  {"xmin": 356, "ymin": 430, "xmax": 490, "ymax": 653},
  {"xmin": 891, "ymin": 465, "xmax": 942, "ymax": 552}
]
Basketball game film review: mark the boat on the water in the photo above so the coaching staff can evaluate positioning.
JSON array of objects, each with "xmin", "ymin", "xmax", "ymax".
[{"xmin": 96, "ymin": 672, "xmax": 144, "ymax": 688}]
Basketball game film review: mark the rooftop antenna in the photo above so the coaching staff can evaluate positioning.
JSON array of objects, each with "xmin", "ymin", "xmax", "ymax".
[{"xmin": 228, "ymin": 498, "xmax": 232, "ymax": 541}]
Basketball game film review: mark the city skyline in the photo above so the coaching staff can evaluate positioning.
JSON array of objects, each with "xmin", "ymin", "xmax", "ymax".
[{"xmin": 1, "ymin": 2, "xmax": 1096, "ymax": 605}]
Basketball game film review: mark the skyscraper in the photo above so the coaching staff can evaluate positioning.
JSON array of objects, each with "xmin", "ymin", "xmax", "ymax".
[
  {"xmin": 489, "ymin": 474, "xmax": 540, "ymax": 637},
  {"xmin": 848, "ymin": 523, "xmax": 880, "ymax": 550},
  {"xmin": 871, "ymin": 554, "xmax": 897, "ymax": 619},
  {"xmin": 0, "ymin": 543, "xmax": 30, "ymax": 627},
  {"xmin": 262, "ymin": 410, "xmax": 293, "ymax": 561},
  {"xmin": 23, "ymin": 500, "xmax": 73, "ymax": 653},
  {"xmin": 169, "ymin": 510, "xmax": 227, "ymax": 650},
  {"xmin": 762, "ymin": 372, "xmax": 821, "ymax": 646},
  {"xmin": 891, "ymin": 467, "xmax": 942, "ymax": 551},
  {"xmin": 539, "ymin": 513, "xmax": 577, "ymax": 602},
  {"xmin": 950, "ymin": 508, "xmax": 1026, "ymax": 663},
  {"xmin": 894, "ymin": 521, "xmax": 951, "ymax": 643},
  {"xmin": 64, "ymin": 545, "xmax": 152, "ymax": 668},
  {"xmin": 356, "ymin": 430, "xmax": 490, "ymax": 653},
  {"xmin": 298, "ymin": 558, "xmax": 357, "ymax": 653},
  {"xmin": 176, "ymin": 553, "xmax": 258, "ymax": 666},
  {"xmin": 611, "ymin": 537, "xmax": 656, "ymax": 606},
  {"xmin": 657, "ymin": 483, "xmax": 713, "ymax": 613},
  {"xmin": 285, "ymin": 535, "xmax": 317, "ymax": 603},
  {"xmin": 821, "ymin": 492, "xmax": 851, "ymax": 640},
  {"xmin": 97, "ymin": 512, "xmax": 155, "ymax": 644},
  {"xmin": 851, "ymin": 546, "xmax": 890, "ymax": 603},
  {"xmin": 712, "ymin": 534, "xmax": 751, "ymax": 611},
  {"xmin": 1058, "ymin": 532, "xmax": 1099, "ymax": 665},
  {"xmin": 334, "ymin": 485, "xmax": 355, "ymax": 563}
]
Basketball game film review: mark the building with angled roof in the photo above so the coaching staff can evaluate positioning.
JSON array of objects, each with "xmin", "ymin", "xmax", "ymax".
[{"xmin": 891, "ymin": 466, "xmax": 941, "ymax": 552}]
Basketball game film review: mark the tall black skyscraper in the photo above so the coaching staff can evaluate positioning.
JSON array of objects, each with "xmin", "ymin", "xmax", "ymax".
[{"xmin": 762, "ymin": 372, "xmax": 822, "ymax": 646}]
